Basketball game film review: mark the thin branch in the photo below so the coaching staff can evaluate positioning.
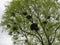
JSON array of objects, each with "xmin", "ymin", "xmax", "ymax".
[
  {"xmin": 36, "ymin": 15, "xmax": 51, "ymax": 45},
  {"xmin": 19, "ymin": 26, "xmax": 42, "ymax": 42},
  {"xmin": 15, "ymin": 10, "xmax": 44, "ymax": 45},
  {"xmin": 15, "ymin": 15, "xmax": 43, "ymax": 44},
  {"xmin": 51, "ymin": 25, "xmax": 60, "ymax": 44},
  {"xmin": 33, "ymin": 12, "xmax": 49, "ymax": 45},
  {"xmin": 36, "ymin": 31, "xmax": 44, "ymax": 45}
]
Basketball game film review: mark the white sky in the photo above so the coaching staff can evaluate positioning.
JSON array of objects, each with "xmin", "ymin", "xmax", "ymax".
[{"xmin": 0, "ymin": 0, "xmax": 13, "ymax": 45}]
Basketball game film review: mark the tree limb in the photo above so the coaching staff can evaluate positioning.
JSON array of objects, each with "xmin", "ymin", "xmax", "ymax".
[
  {"xmin": 36, "ymin": 15, "xmax": 51, "ymax": 45},
  {"xmin": 36, "ymin": 31, "xmax": 44, "ymax": 45},
  {"xmin": 51, "ymin": 25, "xmax": 60, "ymax": 44}
]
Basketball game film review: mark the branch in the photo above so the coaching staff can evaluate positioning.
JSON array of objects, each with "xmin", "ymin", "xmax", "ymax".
[
  {"xmin": 22, "ymin": 32, "xmax": 29, "ymax": 43},
  {"xmin": 51, "ymin": 25, "xmax": 60, "ymax": 44},
  {"xmin": 15, "ymin": 15, "xmax": 43, "ymax": 45},
  {"xmin": 36, "ymin": 15, "xmax": 51, "ymax": 45},
  {"xmin": 36, "ymin": 31, "xmax": 44, "ymax": 45},
  {"xmin": 19, "ymin": 26, "xmax": 42, "ymax": 42},
  {"xmin": 19, "ymin": 25, "xmax": 40, "ymax": 40}
]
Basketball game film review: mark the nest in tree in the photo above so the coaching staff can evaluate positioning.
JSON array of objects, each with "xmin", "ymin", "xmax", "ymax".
[
  {"xmin": 42, "ymin": 21, "xmax": 47, "ymax": 24},
  {"xmin": 26, "ymin": 15, "xmax": 32, "ymax": 19},
  {"xmin": 13, "ymin": 22, "xmax": 17, "ymax": 24},
  {"xmin": 7, "ymin": 24, "xmax": 10, "ymax": 28},
  {"xmin": 47, "ymin": 16, "xmax": 50, "ymax": 19},
  {"xmin": 11, "ymin": 12, "xmax": 15, "ymax": 17},
  {"xmin": 30, "ymin": 23, "xmax": 39, "ymax": 31},
  {"xmin": 12, "ymin": 26, "xmax": 18, "ymax": 30},
  {"xmin": 9, "ymin": 31, "xmax": 12, "ymax": 35},
  {"xmin": 23, "ymin": 12, "xmax": 27, "ymax": 15}
]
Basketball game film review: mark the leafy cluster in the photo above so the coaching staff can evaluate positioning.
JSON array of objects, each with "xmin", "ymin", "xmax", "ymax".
[{"xmin": 1, "ymin": 0, "xmax": 60, "ymax": 45}]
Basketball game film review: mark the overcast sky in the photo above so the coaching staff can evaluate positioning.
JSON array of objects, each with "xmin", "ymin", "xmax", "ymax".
[{"xmin": 0, "ymin": 0, "xmax": 13, "ymax": 45}]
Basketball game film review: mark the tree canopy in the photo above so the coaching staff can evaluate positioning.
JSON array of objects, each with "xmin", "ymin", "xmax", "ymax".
[{"xmin": 1, "ymin": 0, "xmax": 60, "ymax": 45}]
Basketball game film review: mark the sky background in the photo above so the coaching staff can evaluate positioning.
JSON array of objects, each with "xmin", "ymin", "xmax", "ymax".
[
  {"xmin": 0, "ymin": 0, "xmax": 60, "ymax": 45},
  {"xmin": 0, "ymin": 0, "xmax": 13, "ymax": 45}
]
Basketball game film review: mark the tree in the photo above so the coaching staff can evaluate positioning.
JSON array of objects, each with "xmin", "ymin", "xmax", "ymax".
[{"xmin": 1, "ymin": 0, "xmax": 60, "ymax": 45}]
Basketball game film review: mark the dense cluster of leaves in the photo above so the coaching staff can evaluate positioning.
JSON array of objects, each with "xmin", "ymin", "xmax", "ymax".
[{"xmin": 1, "ymin": 0, "xmax": 60, "ymax": 45}]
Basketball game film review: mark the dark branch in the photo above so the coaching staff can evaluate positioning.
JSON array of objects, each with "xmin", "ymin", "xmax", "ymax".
[
  {"xmin": 36, "ymin": 15, "xmax": 51, "ymax": 45},
  {"xmin": 15, "ymin": 15, "xmax": 45, "ymax": 45},
  {"xmin": 18, "ymin": 25, "xmax": 42, "ymax": 42},
  {"xmin": 36, "ymin": 31, "xmax": 44, "ymax": 45},
  {"xmin": 51, "ymin": 25, "xmax": 60, "ymax": 44}
]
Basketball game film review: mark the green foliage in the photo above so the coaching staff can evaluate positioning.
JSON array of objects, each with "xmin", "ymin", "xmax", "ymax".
[{"xmin": 1, "ymin": 0, "xmax": 60, "ymax": 45}]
